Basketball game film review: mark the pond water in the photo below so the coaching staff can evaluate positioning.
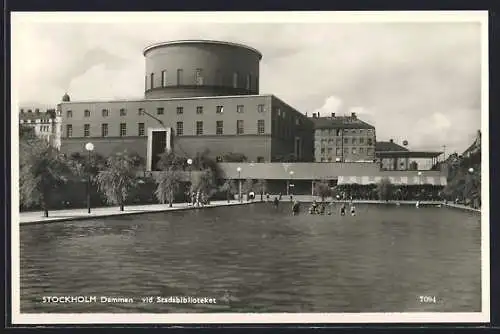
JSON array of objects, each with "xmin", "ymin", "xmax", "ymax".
[{"xmin": 20, "ymin": 202, "xmax": 481, "ymax": 313}]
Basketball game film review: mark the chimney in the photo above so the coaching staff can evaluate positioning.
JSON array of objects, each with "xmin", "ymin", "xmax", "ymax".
[
  {"xmin": 331, "ymin": 112, "xmax": 335, "ymax": 118},
  {"xmin": 351, "ymin": 112, "xmax": 356, "ymax": 118},
  {"xmin": 389, "ymin": 139, "xmax": 394, "ymax": 143}
]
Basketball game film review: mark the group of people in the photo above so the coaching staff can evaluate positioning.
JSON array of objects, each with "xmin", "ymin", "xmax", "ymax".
[
  {"xmin": 189, "ymin": 190, "xmax": 209, "ymax": 207},
  {"xmin": 309, "ymin": 200, "xmax": 356, "ymax": 216}
]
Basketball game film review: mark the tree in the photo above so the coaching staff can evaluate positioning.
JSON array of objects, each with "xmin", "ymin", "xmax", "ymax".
[
  {"xmin": 156, "ymin": 151, "xmax": 186, "ymax": 171},
  {"xmin": 254, "ymin": 179, "xmax": 268, "ymax": 201},
  {"xmin": 96, "ymin": 151, "xmax": 139, "ymax": 211},
  {"xmin": 19, "ymin": 138, "xmax": 70, "ymax": 217},
  {"xmin": 191, "ymin": 168, "xmax": 217, "ymax": 199},
  {"xmin": 242, "ymin": 178, "xmax": 254, "ymax": 194},
  {"xmin": 154, "ymin": 168, "xmax": 182, "ymax": 207},
  {"xmin": 219, "ymin": 179, "xmax": 238, "ymax": 202},
  {"xmin": 314, "ymin": 180, "xmax": 331, "ymax": 202},
  {"xmin": 377, "ymin": 177, "xmax": 394, "ymax": 201}
]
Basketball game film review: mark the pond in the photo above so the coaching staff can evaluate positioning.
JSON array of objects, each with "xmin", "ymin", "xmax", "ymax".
[{"xmin": 20, "ymin": 202, "xmax": 481, "ymax": 313}]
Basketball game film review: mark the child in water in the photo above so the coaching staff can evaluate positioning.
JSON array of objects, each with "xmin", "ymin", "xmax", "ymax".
[
  {"xmin": 350, "ymin": 205, "xmax": 356, "ymax": 216},
  {"xmin": 340, "ymin": 204, "xmax": 346, "ymax": 216}
]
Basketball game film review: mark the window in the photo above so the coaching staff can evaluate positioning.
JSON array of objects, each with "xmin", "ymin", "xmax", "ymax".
[
  {"xmin": 176, "ymin": 122, "xmax": 183, "ymax": 136},
  {"xmin": 120, "ymin": 108, "xmax": 127, "ymax": 116},
  {"xmin": 138, "ymin": 108, "xmax": 144, "ymax": 116},
  {"xmin": 101, "ymin": 123, "xmax": 108, "ymax": 137},
  {"xmin": 150, "ymin": 72, "xmax": 154, "ymax": 89},
  {"xmin": 360, "ymin": 137, "xmax": 364, "ymax": 144},
  {"xmin": 246, "ymin": 74, "xmax": 251, "ymax": 90},
  {"xmin": 177, "ymin": 69, "xmax": 183, "ymax": 85},
  {"xmin": 321, "ymin": 148, "xmax": 325, "ymax": 154},
  {"xmin": 216, "ymin": 121, "xmax": 223, "ymax": 135},
  {"xmin": 232, "ymin": 72, "xmax": 239, "ymax": 88},
  {"xmin": 344, "ymin": 138, "xmax": 348, "ymax": 144},
  {"xmin": 352, "ymin": 148, "xmax": 357, "ymax": 154},
  {"xmin": 67, "ymin": 110, "xmax": 73, "ymax": 118},
  {"xmin": 257, "ymin": 104, "xmax": 265, "ymax": 113},
  {"xmin": 367, "ymin": 138, "xmax": 373, "ymax": 145},
  {"xmin": 237, "ymin": 105, "xmax": 244, "ymax": 113},
  {"xmin": 196, "ymin": 121, "xmax": 203, "ymax": 135},
  {"xmin": 216, "ymin": 106, "xmax": 224, "ymax": 114},
  {"xmin": 84, "ymin": 124, "xmax": 90, "ymax": 137},
  {"xmin": 257, "ymin": 120, "xmax": 265, "ymax": 134},
  {"xmin": 296, "ymin": 118, "xmax": 300, "ymax": 125},
  {"xmin": 161, "ymin": 70, "xmax": 167, "ymax": 87},
  {"xmin": 84, "ymin": 109, "xmax": 90, "ymax": 117},
  {"xmin": 336, "ymin": 148, "xmax": 341, "ymax": 155},
  {"xmin": 367, "ymin": 148, "xmax": 373, "ymax": 155},
  {"xmin": 102, "ymin": 109, "xmax": 109, "ymax": 117},
  {"xmin": 344, "ymin": 148, "xmax": 348, "ymax": 154},
  {"xmin": 20, "ymin": 109, "xmax": 24, "ymax": 113},
  {"xmin": 120, "ymin": 123, "xmax": 127, "ymax": 137},
  {"xmin": 196, "ymin": 106, "xmax": 203, "ymax": 114},
  {"xmin": 138, "ymin": 123, "xmax": 145, "ymax": 136},
  {"xmin": 359, "ymin": 147, "xmax": 364, "ymax": 153},
  {"xmin": 195, "ymin": 68, "xmax": 203, "ymax": 85},
  {"xmin": 336, "ymin": 138, "xmax": 341, "ymax": 145},
  {"xmin": 237, "ymin": 120, "xmax": 244, "ymax": 135},
  {"xmin": 157, "ymin": 107, "xmax": 164, "ymax": 115},
  {"xmin": 66, "ymin": 124, "xmax": 72, "ymax": 137},
  {"xmin": 352, "ymin": 138, "xmax": 356, "ymax": 144},
  {"xmin": 328, "ymin": 147, "xmax": 333, "ymax": 154},
  {"xmin": 35, "ymin": 108, "xmax": 40, "ymax": 113},
  {"xmin": 277, "ymin": 108, "xmax": 281, "ymax": 117},
  {"xmin": 176, "ymin": 107, "xmax": 183, "ymax": 114},
  {"xmin": 282, "ymin": 110, "xmax": 286, "ymax": 118}
]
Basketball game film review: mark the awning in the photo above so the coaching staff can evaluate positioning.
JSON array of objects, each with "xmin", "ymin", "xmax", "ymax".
[{"xmin": 337, "ymin": 176, "xmax": 447, "ymax": 186}]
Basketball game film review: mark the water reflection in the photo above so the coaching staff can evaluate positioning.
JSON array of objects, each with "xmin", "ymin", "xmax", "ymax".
[{"xmin": 20, "ymin": 203, "xmax": 481, "ymax": 313}]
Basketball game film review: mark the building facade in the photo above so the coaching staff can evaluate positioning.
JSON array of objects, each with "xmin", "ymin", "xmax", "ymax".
[
  {"xmin": 19, "ymin": 105, "xmax": 62, "ymax": 149},
  {"xmin": 56, "ymin": 39, "xmax": 314, "ymax": 170},
  {"xmin": 311, "ymin": 112, "xmax": 376, "ymax": 162},
  {"xmin": 58, "ymin": 94, "xmax": 314, "ymax": 169}
]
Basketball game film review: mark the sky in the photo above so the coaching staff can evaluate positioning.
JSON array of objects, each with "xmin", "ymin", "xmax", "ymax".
[{"xmin": 12, "ymin": 12, "xmax": 485, "ymax": 156}]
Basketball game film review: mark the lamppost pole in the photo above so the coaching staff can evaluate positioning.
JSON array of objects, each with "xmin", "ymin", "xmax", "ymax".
[
  {"xmin": 85, "ymin": 142, "xmax": 94, "ymax": 214},
  {"xmin": 187, "ymin": 158, "xmax": 193, "ymax": 206},
  {"xmin": 237, "ymin": 167, "xmax": 242, "ymax": 203},
  {"xmin": 288, "ymin": 170, "xmax": 294, "ymax": 196}
]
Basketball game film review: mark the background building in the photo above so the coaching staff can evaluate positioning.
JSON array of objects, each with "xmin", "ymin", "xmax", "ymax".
[
  {"xmin": 310, "ymin": 112, "xmax": 376, "ymax": 162},
  {"xmin": 19, "ymin": 105, "xmax": 62, "ymax": 149},
  {"xmin": 57, "ymin": 40, "xmax": 314, "ymax": 170}
]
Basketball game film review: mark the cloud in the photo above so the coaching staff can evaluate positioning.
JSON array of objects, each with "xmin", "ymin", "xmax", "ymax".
[{"xmin": 312, "ymin": 95, "xmax": 344, "ymax": 117}]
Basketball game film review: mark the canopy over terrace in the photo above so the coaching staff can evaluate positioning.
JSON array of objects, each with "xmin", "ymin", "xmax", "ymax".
[{"xmin": 337, "ymin": 175, "xmax": 447, "ymax": 186}]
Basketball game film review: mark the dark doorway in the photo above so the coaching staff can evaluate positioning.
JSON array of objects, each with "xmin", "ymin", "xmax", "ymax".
[{"xmin": 151, "ymin": 130, "xmax": 167, "ymax": 171}]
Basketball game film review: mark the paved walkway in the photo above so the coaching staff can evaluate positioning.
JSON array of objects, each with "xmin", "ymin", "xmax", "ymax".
[
  {"xmin": 444, "ymin": 202, "xmax": 481, "ymax": 213},
  {"xmin": 19, "ymin": 200, "xmax": 252, "ymax": 225}
]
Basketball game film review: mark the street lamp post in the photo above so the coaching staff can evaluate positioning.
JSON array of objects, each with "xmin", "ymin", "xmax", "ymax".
[
  {"xmin": 237, "ymin": 167, "xmax": 242, "ymax": 203},
  {"xmin": 187, "ymin": 158, "xmax": 193, "ymax": 206},
  {"xmin": 85, "ymin": 142, "xmax": 94, "ymax": 214}
]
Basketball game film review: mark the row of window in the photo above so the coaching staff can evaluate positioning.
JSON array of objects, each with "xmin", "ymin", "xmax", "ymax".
[
  {"xmin": 39, "ymin": 125, "xmax": 51, "ymax": 132},
  {"xmin": 66, "ymin": 104, "xmax": 266, "ymax": 118},
  {"xmin": 20, "ymin": 119, "xmax": 52, "ymax": 124},
  {"xmin": 318, "ymin": 147, "xmax": 374, "ymax": 155},
  {"xmin": 66, "ymin": 120, "xmax": 266, "ymax": 138},
  {"xmin": 316, "ymin": 128, "xmax": 374, "ymax": 136},
  {"xmin": 146, "ymin": 69, "xmax": 257, "ymax": 91},
  {"xmin": 317, "ymin": 137, "xmax": 374, "ymax": 145}
]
